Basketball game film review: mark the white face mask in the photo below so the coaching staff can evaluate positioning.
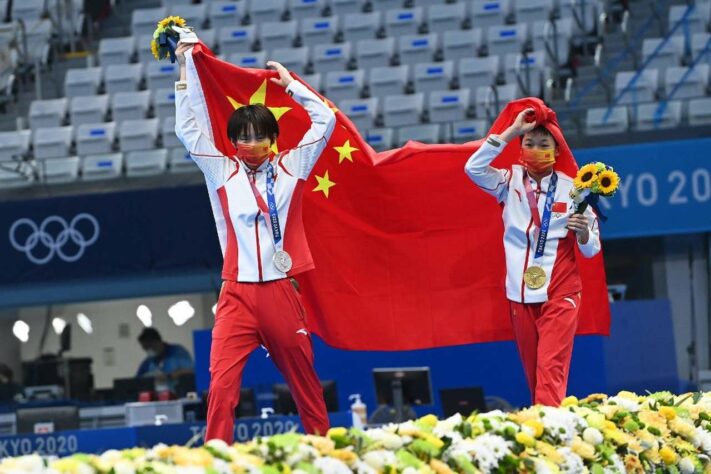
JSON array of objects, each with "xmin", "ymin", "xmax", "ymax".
[{"xmin": 145, "ymin": 349, "xmax": 158, "ymax": 358}]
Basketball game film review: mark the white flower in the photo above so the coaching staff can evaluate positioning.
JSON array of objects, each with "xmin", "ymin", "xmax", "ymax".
[
  {"xmin": 365, "ymin": 429, "xmax": 404, "ymax": 450},
  {"xmin": 286, "ymin": 444, "xmax": 319, "ymax": 465},
  {"xmin": 558, "ymin": 447, "xmax": 585, "ymax": 474},
  {"xmin": 362, "ymin": 450, "xmax": 396, "ymax": 471},
  {"xmin": 540, "ymin": 407, "xmax": 584, "ymax": 444},
  {"xmin": 602, "ymin": 453, "xmax": 626, "ymax": 474},
  {"xmin": 469, "ymin": 433, "xmax": 512, "ymax": 473},
  {"xmin": 401, "ymin": 468, "xmax": 418, "ymax": 474},
  {"xmin": 353, "ymin": 460, "xmax": 378, "ymax": 474},
  {"xmin": 205, "ymin": 439, "xmax": 229, "ymax": 456},
  {"xmin": 533, "ymin": 458, "xmax": 558, "ymax": 474},
  {"xmin": 176, "ymin": 467, "xmax": 204, "ymax": 474},
  {"xmin": 582, "ymin": 427, "xmax": 603, "ymax": 446},
  {"xmin": 113, "ymin": 460, "xmax": 136, "ymax": 474},
  {"xmin": 313, "ymin": 457, "xmax": 352, "ymax": 474},
  {"xmin": 694, "ymin": 426, "xmax": 711, "ymax": 455},
  {"xmin": 433, "ymin": 413, "xmax": 462, "ymax": 438},
  {"xmin": 608, "ymin": 396, "xmax": 640, "ymax": 413},
  {"xmin": 680, "ymin": 457, "xmax": 696, "ymax": 474}
]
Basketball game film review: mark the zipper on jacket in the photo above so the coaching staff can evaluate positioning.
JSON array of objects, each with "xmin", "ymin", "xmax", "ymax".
[{"xmin": 255, "ymin": 212, "xmax": 263, "ymax": 282}]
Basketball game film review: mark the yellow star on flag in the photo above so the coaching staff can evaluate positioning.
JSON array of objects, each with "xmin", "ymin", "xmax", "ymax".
[
  {"xmin": 333, "ymin": 139, "xmax": 359, "ymax": 164},
  {"xmin": 227, "ymin": 80, "xmax": 292, "ymax": 154},
  {"xmin": 313, "ymin": 170, "xmax": 336, "ymax": 198}
]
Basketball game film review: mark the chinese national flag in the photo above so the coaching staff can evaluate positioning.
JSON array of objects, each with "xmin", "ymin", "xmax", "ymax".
[{"xmin": 188, "ymin": 42, "xmax": 610, "ymax": 351}]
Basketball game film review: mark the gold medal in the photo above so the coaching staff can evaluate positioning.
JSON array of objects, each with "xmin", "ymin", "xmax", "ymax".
[{"xmin": 524, "ymin": 266, "xmax": 547, "ymax": 290}]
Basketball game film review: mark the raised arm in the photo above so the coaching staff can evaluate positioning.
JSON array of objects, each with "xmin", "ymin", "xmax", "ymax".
[{"xmin": 464, "ymin": 135, "xmax": 512, "ymax": 203}]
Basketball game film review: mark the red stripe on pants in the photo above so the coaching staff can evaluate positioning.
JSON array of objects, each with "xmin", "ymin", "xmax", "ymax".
[
  {"xmin": 206, "ymin": 278, "xmax": 330, "ymax": 442},
  {"xmin": 509, "ymin": 293, "xmax": 580, "ymax": 406}
]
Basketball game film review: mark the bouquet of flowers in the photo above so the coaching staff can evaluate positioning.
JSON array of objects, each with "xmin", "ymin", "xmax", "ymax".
[
  {"xmin": 570, "ymin": 162, "xmax": 620, "ymax": 222},
  {"xmin": 151, "ymin": 16, "xmax": 198, "ymax": 63}
]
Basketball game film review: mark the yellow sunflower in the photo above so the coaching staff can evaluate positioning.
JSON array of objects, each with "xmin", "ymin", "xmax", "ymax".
[
  {"xmin": 150, "ymin": 39, "xmax": 160, "ymax": 60},
  {"xmin": 596, "ymin": 169, "xmax": 620, "ymax": 195},
  {"xmin": 157, "ymin": 15, "xmax": 186, "ymax": 30},
  {"xmin": 574, "ymin": 163, "xmax": 599, "ymax": 190}
]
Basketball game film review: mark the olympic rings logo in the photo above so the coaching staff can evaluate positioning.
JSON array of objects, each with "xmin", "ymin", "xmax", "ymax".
[{"xmin": 9, "ymin": 214, "xmax": 100, "ymax": 265}]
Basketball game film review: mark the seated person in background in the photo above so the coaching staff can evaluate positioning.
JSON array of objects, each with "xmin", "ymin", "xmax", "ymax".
[
  {"xmin": 136, "ymin": 328, "xmax": 194, "ymax": 390},
  {"xmin": 0, "ymin": 363, "xmax": 23, "ymax": 403}
]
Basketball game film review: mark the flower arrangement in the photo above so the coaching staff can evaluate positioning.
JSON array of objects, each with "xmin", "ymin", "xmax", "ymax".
[
  {"xmin": 2, "ymin": 391, "xmax": 711, "ymax": 474},
  {"xmin": 570, "ymin": 162, "xmax": 620, "ymax": 221},
  {"xmin": 151, "ymin": 16, "xmax": 194, "ymax": 62}
]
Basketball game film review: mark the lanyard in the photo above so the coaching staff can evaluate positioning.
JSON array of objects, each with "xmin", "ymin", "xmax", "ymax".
[
  {"xmin": 523, "ymin": 171, "xmax": 558, "ymax": 260},
  {"xmin": 247, "ymin": 163, "xmax": 282, "ymax": 247}
]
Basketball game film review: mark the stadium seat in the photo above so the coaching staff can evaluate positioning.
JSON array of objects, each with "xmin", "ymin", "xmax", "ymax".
[
  {"xmin": 398, "ymin": 34, "xmax": 438, "ymax": 65},
  {"xmin": 33, "ymin": 126, "xmax": 74, "ymax": 159},
  {"xmin": 289, "ymin": 0, "xmax": 325, "ymax": 21},
  {"xmin": 442, "ymin": 29, "xmax": 483, "ymax": 62},
  {"xmin": 396, "ymin": 124, "xmax": 440, "ymax": 146},
  {"xmin": 218, "ymin": 25, "xmax": 257, "ymax": 55},
  {"xmin": 458, "ymin": 56, "xmax": 500, "ymax": 95},
  {"xmin": 10, "ymin": 0, "xmax": 44, "ymax": 24},
  {"xmin": 228, "ymin": 52, "xmax": 268, "ymax": 68},
  {"xmin": 365, "ymin": 127, "xmax": 394, "ymax": 151},
  {"xmin": 425, "ymin": 2, "xmax": 466, "ymax": 34},
  {"xmin": 99, "ymin": 36, "xmax": 137, "ymax": 66},
  {"xmin": 146, "ymin": 63, "xmax": 180, "ymax": 91},
  {"xmin": 41, "ymin": 156, "xmax": 81, "ymax": 184},
  {"xmin": 132, "ymin": 7, "xmax": 168, "ymax": 37},
  {"xmin": 137, "ymin": 34, "xmax": 157, "ymax": 63},
  {"xmin": 559, "ymin": 0, "xmax": 599, "ymax": 34},
  {"xmin": 532, "ymin": 18, "xmax": 574, "ymax": 66},
  {"xmin": 368, "ymin": 65, "xmax": 409, "ymax": 99},
  {"xmin": 383, "ymin": 93, "xmax": 424, "ymax": 127},
  {"xmin": 29, "ymin": 98, "xmax": 68, "ymax": 130},
  {"xmin": 169, "ymin": 148, "xmax": 199, "ymax": 173},
  {"xmin": 504, "ymin": 51, "xmax": 547, "ymax": 96},
  {"xmin": 325, "ymin": 70, "xmax": 365, "ymax": 103},
  {"xmin": 22, "ymin": 19, "xmax": 52, "ymax": 66},
  {"xmin": 384, "ymin": 8, "xmax": 423, "ymax": 38},
  {"xmin": 168, "ymin": 4, "xmax": 207, "ymax": 28},
  {"xmin": 152, "ymin": 88, "xmax": 176, "ymax": 121},
  {"xmin": 330, "ymin": 0, "xmax": 363, "ymax": 16},
  {"xmin": 585, "ymin": 106, "xmax": 629, "ymax": 135},
  {"xmin": 371, "ymin": 0, "xmax": 403, "ymax": 11},
  {"xmin": 76, "ymin": 122, "xmax": 117, "ymax": 156},
  {"xmin": 126, "ymin": 149, "xmax": 168, "ymax": 177},
  {"xmin": 341, "ymin": 12, "xmax": 381, "ymax": 43},
  {"xmin": 208, "ymin": 1, "xmax": 245, "ymax": 30},
  {"xmin": 259, "ymin": 20, "xmax": 298, "ymax": 52},
  {"xmin": 475, "ymin": 84, "xmax": 518, "ymax": 117},
  {"xmin": 486, "ymin": 24, "xmax": 527, "ymax": 57},
  {"xmin": 470, "ymin": 0, "xmax": 510, "ymax": 29},
  {"xmin": 614, "ymin": 70, "xmax": 659, "ymax": 105},
  {"xmin": 112, "ymin": 91, "xmax": 152, "ymax": 123},
  {"xmin": 302, "ymin": 73, "xmax": 323, "ymax": 91},
  {"xmin": 691, "ymin": 33, "xmax": 711, "ymax": 63},
  {"xmin": 248, "ymin": 0, "xmax": 287, "ymax": 25},
  {"xmin": 119, "ymin": 118, "xmax": 159, "ymax": 152},
  {"xmin": 65, "ymin": 67, "xmax": 103, "ymax": 98},
  {"xmin": 356, "ymin": 38, "xmax": 396, "ymax": 70},
  {"xmin": 0, "ymin": 130, "xmax": 32, "ymax": 161},
  {"xmin": 428, "ymin": 89, "xmax": 470, "ymax": 123},
  {"xmin": 312, "ymin": 43, "xmax": 352, "ymax": 74},
  {"xmin": 665, "ymin": 65, "xmax": 709, "ymax": 100},
  {"xmin": 0, "ymin": 168, "xmax": 33, "ymax": 188},
  {"xmin": 300, "ymin": 17, "xmax": 338, "ymax": 47},
  {"xmin": 688, "ymin": 97, "xmax": 711, "ymax": 126},
  {"xmin": 642, "ymin": 36, "xmax": 685, "ymax": 75},
  {"xmin": 413, "ymin": 61, "xmax": 454, "ymax": 94},
  {"xmin": 104, "ymin": 63, "xmax": 144, "ymax": 95},
  {"xmin": 449, "ymin": 119, "xmax": 488, "ymax": 143},
  {"xmin": 338, "ymin": 98, "xmax": 379, "ymax": 131},
  {"xmin": 514, "ymin": 0, "xmax": 554, "ymax": 24},
  {"xmin": 161, "ymin": 118, "xmax": 182, "ymax": 148},
  {"xmin": 70, "ymin": 95, "xmax": 109, "ymax": 126},
  {"xmin": 668, "ymin": 5, "xmax": 707, "ymax": 35},
  {"xmin": 270, "ymin": 47, "xmax": 310, "ymax": 75},
  {"xmin": 82, "ymin": 153, "xmax": 124, "ymax": 181},
  {"xmin": 631, "ymin": 100, "xmax": 682, "ymax": 131}
]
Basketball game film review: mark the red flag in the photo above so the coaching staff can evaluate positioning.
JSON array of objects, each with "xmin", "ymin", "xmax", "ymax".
[{"xmin": 187, "ymin": 42, "xmax": 610, "ymax": 351}]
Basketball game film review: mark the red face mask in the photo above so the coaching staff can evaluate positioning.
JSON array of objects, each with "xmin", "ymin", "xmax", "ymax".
[
  {"xmin": 520, "ymin": 147, "xmax": 556, "ymax": 173},
  {"xmin": 235, "ymin": 140, "xmax": 272, "ymax": 167}
]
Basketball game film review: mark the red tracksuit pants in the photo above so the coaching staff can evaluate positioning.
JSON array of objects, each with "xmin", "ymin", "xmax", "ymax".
[
  {"xmin": 509, "ymin": 292, "xmax": 581, "ymax": 407},
  {"xmin": 206, "ymin": 278, "xmax": 329, "ymax": 443}
]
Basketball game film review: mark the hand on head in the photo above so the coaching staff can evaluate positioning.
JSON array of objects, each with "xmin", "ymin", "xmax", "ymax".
[
  {"xmin": 266, "ymin": 61, "xmax": 294, "ymax": 88},
  {"xmin": 501, "ymin": 108, "xmax": 537, "ymax": 142}
]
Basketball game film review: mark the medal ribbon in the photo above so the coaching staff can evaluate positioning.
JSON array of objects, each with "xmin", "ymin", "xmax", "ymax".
[
  {"xmin": 523, "ymin": 171, "xmax": 558, "ymax": 260},
  {"xmin": 247, "ymin": 163, "xmax": 283, "ymax": 246}
]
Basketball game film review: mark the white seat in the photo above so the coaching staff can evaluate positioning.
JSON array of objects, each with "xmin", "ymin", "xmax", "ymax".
[
  {"xmin": 0, "ymin": 130, "xmax": 32, "ymax": 161},
  {"xmin": 585, "ymin": 106, "xmax": 629, "ymax": 135},
  {"xmin": 692, "ymin": 32, "xmax": 711, "ymax": 63},
  {"xmin": 300, "ymin": 17, "xmax": 337, "ymax": 47},
  {"xmin": 218, "ymin": 25, "xmax": 257, "ymax": 55},
  {"xmin": 325, "ymin": 69, "xmax": 365, "ymax": 103},
  {"xmin": 119, "ymin": 118, "xmax": 159, "ymax": 152},
  {"xmin": 486, "ymin": 24, "xmax": 527, "ymax": 56},
  {"xmin": 442, "ymin": 29, "xmax": 483, "ymax": 62},
  {"xmin": 504, "ymin": 51, "xmax": 547, "ymax": 96},
  {"xmin": 289, "ymin": 0, "xmax": 325, "ymax": 21},
  {"xmin": 330, "ymin": 0, "xmax": 363, "ymax": 16},
  {"xmin": 99, "ymin": 36, "xmax": 137, "ymax": 66},
  {"xmin": 312, "ymin": 42, "xmax": 352, "ymax": 74},
  {"xmin": 33, "ymin": 126, "xmax": 74, "ymax": 159},
  {"xmin": 515, "ymin": 0, "xmax": 553, "ymax": 24},
  {"xmin": 132, "ymin": 7, "xmax": 168, "ymax": 37},
  {"xmin": 642, "ymin": 36, "xmax": 685, "ymax": 75},
  {"xmin": 11, "ymin": 0, "xmax": 44, "ymax": 23},
  {"xmin": 137, "ymin": 34, "xmax": 156, "ymax": 63},
  {"xmin": 532, "ymin": 18, "xmax": 573, "ymax": 66},
  {"xmin": 228, "ymin": 51, "xmax": 268, "ymax": 68},
  {"xmin": 0, "ymin": 168, "xmax": 33, "ymax": 188},
  {"xmin": 413, "ymin": 61, "xmax": 454, "ymax": 94},
  {"xmin": 168, "ymin": 4, "xmax": 207, "ymax": 28},
  {"xmin": 271, "ymin": 46, "xmax": 310, "ymax": 75},
  {"xmin": 161, "ymin": 117, "xmax": 181, "ymax": 148},
  {"xmin": 669, "ymin": 5, "xmax": 707, "ymax": 35},
  {"xmin": 41, "ymin": 156, "xmax": 80, "ymax": 184},
  {"xmin": 631, "ymin": 101, "xmax": 682, "ymax": 131},
  {"xmin": 368, "ymin": 65, "xmax": 409, "ymax": 99},
  {"xmin": 338, "ymin": 97, "xmax": 378, "ymax": 132},
  {"xmin": 688, "ymin": 97, "xmax": 711, "ymax": 126},
  {"xmin": 426, "ymin": 2, "xmax": 466, "ymax": 34},
  {"xmin": 126, "ymin": 149, "xmax": 168, "ymax": 177},
  {"xmin": 614, "ymin": 69, "xmax": 659, "ymax": 105},
  {"xmin": 146, "ymin": 62, "xmax": 180, "ymax": 91},
  {"xmin": 398, "ymin": 34, "xmax": 438, "ymax": 65},
  {"xmin": 82, "ymin": 153, "xmax": 123, "ymax": 181},
  {"xmin": 112, "ymin": 90, "xmax": 152, "ymax": 123},
  {"xmin": 65, "ymin": 67, "xmax": 102, "ymax": 98},
  {"xmin": 169, "ymin": 148, "xmax": 199, "ymax": 173},
  {"xmin": 385, "ymin": 8, "xmax": 423, "ymax": 38},
  {"xmin": 341, "ymin": 12, "xmax": 381, "ymax": 43},
  {"xmin": 208, "ymin": 1, "xmax": 245, "ymax": 30},
  {"xmin": 396, "ymin": 124, "xmax": 440, "ymax": 146},
  {"xmin": 475, "ymin": 84, "xmax": 518, "ymax": 117},
  {"xmin": 365, "ymin": 127, "xmax": 394, "ymax": 151},
  {"xmin": 249, "ymin": 0, "xmax": 287, "ymax": 25},
  {"xmin": 70, "ymin": 95, "xmax": 109, "ymax": 126},
  {"xmin": 356, "ymin": 37, "xmax": 395, "ymax": 70},
  {"xmin": 371, "ymin": 0, "xmax": 403, "ymax": 11},
  {"xmin": 29, "ymin": 98, "xmax": 68, "ymax": 130},
  {"xmin": 76, "ymin": 122, "xmax": 117, "ymax": 156},
  {"xmin": 458, "ymin": 56, "xmax": 500, "ymax": 98},
  {"xmin": 470, "ymin": 0, "xmax": 510, "ymax": 28},
  {"xmin": 559, "ymin": 0, "xmax": 599, "ymax": 34},
  {"xmin": 199, "ymin": 29, "xmax": 218, "ymax": 50},
  {"xmin": 428, "ymin": 89, "xmax": 470, "ymax": 123},
  {"xmin": 259, "ymin": 20, "xmax": 298, "ymax": 52},
  {"xmin": 22, "ymin": 19, "xmax": 52, "ymax": 66},
  {"xmin": 665, "ymin": 65, "xmax": 709, "ymax": 100},
  {"xmin": 104, "ymin": 63, "xmax": 144, "ymax": 95},
  {"xmin": 383, "ymin": 93, "xmax": 424, "ymax": 127},
  {"xmin": 153, "ymin": 88, "xmax": 176, "ymax": 120},
  {"xmin": 302, "ymin": 73, "xmax": 322, "ymax": 91},
  {"xmin": 449, "ymin": 119, "xmax": 488, "ymax": 143}
]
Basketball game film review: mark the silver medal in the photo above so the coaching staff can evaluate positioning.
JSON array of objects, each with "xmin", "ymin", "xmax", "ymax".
[{"xmin": 273, "ymin": 250, "xmax": 292, "ymax": 273}]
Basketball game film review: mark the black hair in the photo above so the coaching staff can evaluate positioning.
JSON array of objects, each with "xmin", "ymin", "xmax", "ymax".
[
  {"xmin": 138, "ymin": 327, "xmax": 162, "ymax": 344},
  {"xmin": 226, "ymin": 104, "xmax": 279, "ymax": 143},
  {"xmin": 522, "ymin": 125, "xmax": 557, "ymax": 145}
]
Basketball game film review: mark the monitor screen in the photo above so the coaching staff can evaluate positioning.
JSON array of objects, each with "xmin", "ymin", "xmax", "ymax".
[
  {"xmin": 16, "ymin": 406, "xmax": 79, "ymax": 434},
  {"xmin": 373, "ymin": 367, "xmax": 433, "ymax": 406},
  {"xmin": 113, "ymin": 377, "xmax": 155, "ymax": 402},
  {"xmin": 439, "ymin": 387, "xmax": 487, "ymax": 417},
  {"xmin": 273, "ymin": 380, "xmax": 338, "ymax": 415}
]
